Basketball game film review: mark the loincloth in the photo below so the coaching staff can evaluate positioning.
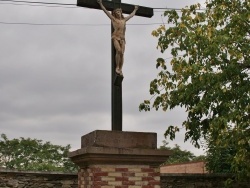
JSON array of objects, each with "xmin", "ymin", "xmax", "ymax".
[{"xmin": 112, "ymin": 36, "xmax": 126, "ymax": 44}]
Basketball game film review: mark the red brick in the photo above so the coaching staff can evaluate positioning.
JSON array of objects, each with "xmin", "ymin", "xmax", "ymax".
[
  {"xmin": 93, "ymin": 172, "xmax": 108, "ymax": 176},
  {"xmin": 93, "ymin": 181, "xmax": 108, "ymax": 185},
  {"xmin": 148, "ymin": 181, "xmax": 160, "ymax": 185},
  {"xmin": 115, "ymin": 168, "xmax": 129, "ymax": 172},
  {"xmin": 142, "ymin": 186, "xmax": 155, "ymax": 188},
  {"xmin": 141, "ymin": 168, "xmax": 155, "ymax": 172},
  {"xmin": 142, "ymin": 177, "xmax": 155, "ymax": 181},
  {"xmin": 115, "ymin": 186, "xmax": 128, "ymax": 188}
]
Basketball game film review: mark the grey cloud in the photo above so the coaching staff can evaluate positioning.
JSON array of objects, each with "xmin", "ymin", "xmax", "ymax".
[{"xmin": 0, "ymin": 0, "xmax": 206, "ymax": 156}]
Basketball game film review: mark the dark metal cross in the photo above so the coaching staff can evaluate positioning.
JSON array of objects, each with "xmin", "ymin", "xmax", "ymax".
[{"xmin": 77, "ymin": 0, "xmax": 153, "ymax": 131}]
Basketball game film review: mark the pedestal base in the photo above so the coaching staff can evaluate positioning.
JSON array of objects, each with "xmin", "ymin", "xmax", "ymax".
[{"xmin": 69, "ymin": 130, "xmax": 171, "ymax": 188}]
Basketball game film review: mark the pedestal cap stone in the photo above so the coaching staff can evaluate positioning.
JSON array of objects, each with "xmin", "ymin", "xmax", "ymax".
[
  {"xmin": 69, "ymin": 130, "xmax": 171, "ymax": 168},
  {"xmin": 81, "ymin": 130, "xmax": 157, "ymax": 149}
]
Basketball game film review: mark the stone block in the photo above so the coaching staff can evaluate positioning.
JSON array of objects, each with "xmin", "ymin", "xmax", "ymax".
[{"xmin": 81, "ymin": 130, "xmax": 157, "ymax": 149}]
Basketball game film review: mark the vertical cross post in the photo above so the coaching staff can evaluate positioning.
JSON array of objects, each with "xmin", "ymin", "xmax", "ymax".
[{"xmin": 112, "ymin": 0, "xmax": 122, "ymax": 131}]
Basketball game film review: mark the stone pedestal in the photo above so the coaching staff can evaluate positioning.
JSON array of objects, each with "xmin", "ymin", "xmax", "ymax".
[{"xmin": 69, "ymin": 130, "xmax": 171, "ymax": 188}]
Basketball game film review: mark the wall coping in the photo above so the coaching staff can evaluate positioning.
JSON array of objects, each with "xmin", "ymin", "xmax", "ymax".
[
  {"xmin": 161, "ymin": 160, "xmax": 205, "ymax": 167},
  {"xmin": 161, "ymin": 173, "xmax": 234, "ymax": 177},
  {"xmin": 0, "ymin": 169, "xmax": 77, "ymax": 176}
]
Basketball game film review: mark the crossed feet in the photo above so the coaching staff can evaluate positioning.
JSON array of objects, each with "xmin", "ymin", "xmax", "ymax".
[{"xmin": 116, "ymin": 68, "xmax": 123, "ymax": 76}]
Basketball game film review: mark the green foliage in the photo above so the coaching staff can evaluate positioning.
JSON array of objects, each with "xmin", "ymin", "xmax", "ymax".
[
  {"xmin": 140, "ymin": 0, "xmax": 250, "ymax": 180},
  {"xmin": 0, "ymin": 134, "xmax": 78, "ymax": 172},
  {"xmin": 160, "ymin": 140, "xmax": 205, "ymax": 164},
  {"xmin": 205, "ymin": 132, "xmax": 248, "ymax": 176},
  {"xmin": 206, "ymin": 141, "xmax": 234, "ymax": 173}
]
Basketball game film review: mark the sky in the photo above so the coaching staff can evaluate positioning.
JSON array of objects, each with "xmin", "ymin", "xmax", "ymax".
[{"xmin": 0, "ymin": 0, "xmax": 206, "ymax": 156}]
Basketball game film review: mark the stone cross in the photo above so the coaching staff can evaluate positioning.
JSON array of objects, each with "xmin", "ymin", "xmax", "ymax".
[{"xmin": 77, "ymin": 0, "xmax": 153, "ymax": 131}]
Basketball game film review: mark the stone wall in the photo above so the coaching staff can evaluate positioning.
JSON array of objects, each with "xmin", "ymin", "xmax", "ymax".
[
  {"xmin": 1, "ymin": 170, "xmax": 250, "ymax": 188},
  {"xmin": 161, "ymin": 173, "xmax": 249, "ymax": 188},
  {"xmin": 0, "ymin": 169, "xmax": 77, "ymax": 188}
]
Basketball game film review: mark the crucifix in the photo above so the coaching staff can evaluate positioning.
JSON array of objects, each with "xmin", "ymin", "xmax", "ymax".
[{"xmin": 77, "ymin": 0, "xmax": 153, "ymax": 131}]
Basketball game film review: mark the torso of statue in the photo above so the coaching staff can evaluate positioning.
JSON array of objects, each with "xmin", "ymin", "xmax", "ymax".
[{"xmin": 111, "ymin": 18, "xmax": 126, "ymax": 41}]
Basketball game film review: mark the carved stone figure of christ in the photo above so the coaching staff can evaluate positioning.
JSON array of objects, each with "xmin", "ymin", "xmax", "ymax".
[{"xmin": 97, "ymin": 0, "xmax": 139, "ymax": 76}]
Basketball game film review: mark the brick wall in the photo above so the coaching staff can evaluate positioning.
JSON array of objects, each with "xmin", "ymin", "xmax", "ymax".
[
  {"xmin": 0, "ymin": 169, "xmax": 77, "ymax": 188},
  {"xmin": 160, "ymin": 161, "xmax": 207, "ymax": 174},
  {"xmin": 78, "ymin": 165, "xmax": 161, "ymax": 188}
]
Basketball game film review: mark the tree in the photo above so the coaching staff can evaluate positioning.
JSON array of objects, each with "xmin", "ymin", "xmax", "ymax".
[
  {"xmin": 0, "ymin": 134, "xmax": 77, "ymax": 172},
  {"xmin": 140, "ymin": 0, "xmax": 250, "ymax": 180},
  {"xmin": 206, "ymin": 136, "xmax": 235, "ymax": 174},
  {"xmin": 160, "ymin": 140, "xmax": 205, "ymax": 164}
]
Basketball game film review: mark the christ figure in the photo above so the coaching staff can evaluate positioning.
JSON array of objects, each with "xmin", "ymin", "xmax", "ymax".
[{"xmin": 97, "ymin": 0, "xmax": 139, "ymax": 76}]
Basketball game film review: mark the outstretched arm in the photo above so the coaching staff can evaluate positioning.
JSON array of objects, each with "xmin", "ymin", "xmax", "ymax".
[
  {"xmin": 97, "ymin": 0, "xmax": 113, "ymax": 20},
  {"xmin": 125, "ymin": 5, "xmax": 139, "ymax": 21}
]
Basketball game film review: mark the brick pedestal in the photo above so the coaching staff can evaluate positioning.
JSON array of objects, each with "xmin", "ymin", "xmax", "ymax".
[
  {"xmin": 78, "ymin": 164, "xmax": 160, "ymax": 188},
  {"xmin": 69, "ymin": 130, "xmax": 171, "ymax": 188}
]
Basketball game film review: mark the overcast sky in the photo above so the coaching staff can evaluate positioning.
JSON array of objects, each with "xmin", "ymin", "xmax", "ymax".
[{"xmin": 0, "ymin": 0, "xmax": 206, "ymax": 156}]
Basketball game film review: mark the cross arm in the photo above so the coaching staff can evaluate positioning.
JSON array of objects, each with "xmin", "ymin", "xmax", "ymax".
[{"xmin": 77, "ymin": 0, "xmax": 154, "ymax": 18}]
